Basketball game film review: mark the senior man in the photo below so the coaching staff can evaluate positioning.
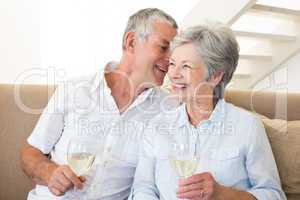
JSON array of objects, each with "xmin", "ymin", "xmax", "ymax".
[{"xmin": 20, "ymin": 8, "xmax": 177, "ymax": 200}]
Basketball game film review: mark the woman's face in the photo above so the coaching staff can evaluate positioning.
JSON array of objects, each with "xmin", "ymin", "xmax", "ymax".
[{"xmin": 168, "ymin": 43, "xmax": 212, "ymax": 102}]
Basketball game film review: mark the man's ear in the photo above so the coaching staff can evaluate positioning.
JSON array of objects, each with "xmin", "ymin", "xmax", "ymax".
[
  {"xmin": 124, "ymin": 31, "xmax": 136, "ymax": 53},
  {"xmin": 208, "ymin": 69, "xmax": 225, "ymax": 87}
]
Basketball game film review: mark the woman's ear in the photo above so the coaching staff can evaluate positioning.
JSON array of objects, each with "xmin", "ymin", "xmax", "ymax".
[
  {"xmin": 208, "ymin": 69, "xmax": 225, "ymax": 87},
  {"xmin": 124, "ymin": 31, "xmax": 135, "ymax": 53}
]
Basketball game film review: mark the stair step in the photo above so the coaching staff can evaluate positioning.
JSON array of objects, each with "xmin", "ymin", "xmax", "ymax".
[
  {"xmin": 233, "ymin": 73, "xmax": 251, "ymax": 79},
  {"xmin": 234, "ymin": 30, "xmax": 296, "ymax": 41},
  {"xmin": 253, "ymin": 4, "xmax": 300, "ymax": 16},
  {"xmin": 239, "ymin": 53, "xmax": 272, "ymax": 60}
]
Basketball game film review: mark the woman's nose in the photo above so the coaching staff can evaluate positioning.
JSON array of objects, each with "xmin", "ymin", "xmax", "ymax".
[{"xmin": 170, "ymin": 65, "xmax": 183, "ymax": 79}]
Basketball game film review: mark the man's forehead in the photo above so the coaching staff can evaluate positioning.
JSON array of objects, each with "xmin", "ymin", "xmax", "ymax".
[{"xmin": 151, "ymin": 20, "xmax": 177, "ymax": 42}]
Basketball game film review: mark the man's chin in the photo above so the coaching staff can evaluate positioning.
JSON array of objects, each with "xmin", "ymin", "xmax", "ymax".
[
  {"xmin": 153, "ymin": 68, "xmax": 167, "ymax": 85},
  {"xmin": 156, "ymin": 79, "xmax": 166, "ymax": 87},
  {"xmin": 148, "ymin": 76, "xmax": 165, "ymax": 87}
]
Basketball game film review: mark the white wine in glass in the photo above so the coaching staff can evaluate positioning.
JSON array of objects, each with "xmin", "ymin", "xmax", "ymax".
[
  {"xmin": 169, "ymin": 142, "xmax": 199, "ymax": 178},
  {"xmin": 67, "ymin": 137, "xmax": 99, "ymax": 176},
  {"xmin": 66, "ymin": 136, "xmax": 101, "ymax": 199},
  {"xmin": 169, "ymin": 142, "xmax": 199, "ymax": 200},
  {"xmin": 67, "ymin": 152, "xmax": 95, "ymax": 176},
  {"xmin": 170, "ymin": 158, "xmax": 198, "ymax": 178}
]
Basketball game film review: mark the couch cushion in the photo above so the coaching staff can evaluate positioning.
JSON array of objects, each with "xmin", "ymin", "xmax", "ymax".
[
  {"xmin": 225, "ymin": 90, "xmax": 300, "ymax": 121},
  {"xmin": 259, "ymin": 116, "xmax": 300, "ymax": 198},
  {"xmin": 0, "ymin": 84, "xmax": 55, "ymax": 200}
]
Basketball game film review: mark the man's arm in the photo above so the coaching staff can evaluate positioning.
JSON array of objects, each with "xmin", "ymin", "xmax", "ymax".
[
  {"xmin": 20, "ymin": 142, "xmax": 57, "ymax": 185},
  {"xmin": 20, "ymin": 142, "xmax": 85, "ymax": 196}
]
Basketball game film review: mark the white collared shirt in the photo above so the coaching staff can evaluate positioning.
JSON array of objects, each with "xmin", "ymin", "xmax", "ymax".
[
  {"xmin": 131, "ymin": 99, "xmax": 286, "ymax": 200},
  {"xmin": 27, "ymin": 62, "xmax": 177, "ymax": 200}
]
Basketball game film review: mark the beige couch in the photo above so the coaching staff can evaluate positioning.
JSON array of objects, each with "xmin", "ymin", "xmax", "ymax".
[{"xmin": 0, "ymin": 84, "xmax": 299, "ymax": 200}]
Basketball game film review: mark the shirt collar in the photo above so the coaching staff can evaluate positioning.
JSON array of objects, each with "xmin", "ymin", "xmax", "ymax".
[
  {"xmin": 127, "ymin": 87, "xmax": 155, "ymax": 110},
  {"xmin": 177, "ymin": 99, "xmax": 227, "ymax": 128},
  {"xmin": 89, "ymin": 61, "xmax": 118, "ymax": 93}
]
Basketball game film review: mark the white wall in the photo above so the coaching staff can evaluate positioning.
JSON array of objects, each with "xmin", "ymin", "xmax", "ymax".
[
  {"xmin": 0, "ymin": 0, "xmax": 42, "ymax": 84},
  {"xmin": 254, "ymin": 51, "xmax": 300, "ymax": 93},
  {"xmin": 0, "ymin": 0, "xmax": 199, "ymax": 85}
]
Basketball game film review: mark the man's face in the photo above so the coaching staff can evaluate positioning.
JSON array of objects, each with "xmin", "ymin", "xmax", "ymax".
[{"xmin": 134, "ymin": 21, "xmax": 177, "ymax": 87}]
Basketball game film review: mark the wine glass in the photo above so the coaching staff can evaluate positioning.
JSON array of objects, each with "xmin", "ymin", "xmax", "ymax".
[
  {"xmin": 169, "ymin": 142, "xmax": 199, "ymax": 179},
  {"xmin": 67, "ymin": 136, "xmax": 102, "ymax": 199},
  {"xmin": 169, "ymin": 138, "xmax": 200, "ymax": 199}
]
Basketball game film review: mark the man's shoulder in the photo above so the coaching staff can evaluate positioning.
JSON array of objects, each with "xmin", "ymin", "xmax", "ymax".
[{"xmin": 54, "ymin": 73, "xmax": 97, "ymax": 94}]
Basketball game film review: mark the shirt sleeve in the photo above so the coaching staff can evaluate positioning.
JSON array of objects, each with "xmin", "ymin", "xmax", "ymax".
[
  {"xmin": 246, "ymin": 116, "xmax": 287, "ymax": 200},
  {"xmin": 27, "ymin": 84, "xmax": 66, "ymax": 154},
  {"xmin": 130, "ymin": 124, "xmax": 160, "ymax": 200}
]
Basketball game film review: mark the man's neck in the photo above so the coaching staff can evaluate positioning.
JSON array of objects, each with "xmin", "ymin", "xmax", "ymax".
[{"xmin": 104, "ymin": 62, "xmax": 147, "ymax": 114}]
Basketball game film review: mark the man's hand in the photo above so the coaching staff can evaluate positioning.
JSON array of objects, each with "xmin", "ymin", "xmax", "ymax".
[
  {"xmin": 46, "ymin": 165, "xmax": 86, "ymax": 196},
  {"xmin": 177, "ymin": 172, "xmax": 219, "ymax": 200},
  {"xmin": 20, "ymin": 143, "xmax": 86, "ymax": 196}
]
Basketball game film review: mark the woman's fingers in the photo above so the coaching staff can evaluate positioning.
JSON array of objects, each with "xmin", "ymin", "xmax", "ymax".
[{"xmin": 177, "ymin": 181, "xmax": 205, "ymax": 193}]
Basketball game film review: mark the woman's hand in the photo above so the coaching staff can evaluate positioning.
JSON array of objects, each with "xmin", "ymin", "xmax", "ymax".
[{"xmin": 176, "ymin": 172, "xmax": 220, "ymax": 200}]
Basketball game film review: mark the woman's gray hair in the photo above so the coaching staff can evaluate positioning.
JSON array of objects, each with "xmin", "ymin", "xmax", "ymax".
[
  {"xmin": 171, "ymin": 22, "xmax": 240, "ymax": 102},
  {"xmin": 122, "ymin": 8, "xmax": 178, "ymax": 49}
]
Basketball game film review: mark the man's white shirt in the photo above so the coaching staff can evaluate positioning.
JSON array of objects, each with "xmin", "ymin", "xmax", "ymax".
[{"xmin": 27, "ymin": 63, "xmax": 177, "ymax": 200}]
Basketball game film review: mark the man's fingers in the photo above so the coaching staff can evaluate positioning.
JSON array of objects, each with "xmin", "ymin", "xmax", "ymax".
[
  {"xmin": 49, "ymin": 186, "xmax": 65, "ymax": 196},
  {"xmin": 56, "ymin": 172, "xmax": 73, "ymax": 190},
  {"xmin": 50, "ymin": 177, "xmax": 69, "ymax": 193},
  {"xmin": 62, "ymin": 166, "xmax": 83, "ymax": 189},
  {"xmin": 79, "ymin": 176, "xmax": 86, "ymax": 182}
]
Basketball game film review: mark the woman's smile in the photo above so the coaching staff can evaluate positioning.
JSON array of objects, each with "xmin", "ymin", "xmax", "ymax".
[{"xmin": 171, "ymin": 82, "xmax": 188, "ymax": 92}]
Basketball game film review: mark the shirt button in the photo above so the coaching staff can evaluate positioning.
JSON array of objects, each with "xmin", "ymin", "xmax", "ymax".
[
  {"xmin": 103, "ymin": 160, "xmax": 109, "ymax": 167},
  {"xmin": 106, "ymin": 147, "xmax": 112, "ymax": 153}
]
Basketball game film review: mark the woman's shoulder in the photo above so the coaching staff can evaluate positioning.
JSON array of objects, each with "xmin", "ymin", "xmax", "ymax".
[
  {"xmin": 225, "ymin": 100, "xmax": 259, "ymax": 122},
  {"xmin": 224, "ymin": 100, "xmax": 264, "ymax": 138}
]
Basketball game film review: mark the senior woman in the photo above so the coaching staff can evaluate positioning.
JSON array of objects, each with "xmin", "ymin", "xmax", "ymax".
[{"xmin": 130, "ymin": 23, "xmax": 286, "ymax": 200}]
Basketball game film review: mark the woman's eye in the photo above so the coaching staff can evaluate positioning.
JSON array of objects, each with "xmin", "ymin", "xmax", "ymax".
[
  {"xmin": 169, "ymin": 62, "xmax": 175, "ymax": 66},
  {"xmin": 183, "ymin": 64, "xmax": 192, "ymax": 69}
]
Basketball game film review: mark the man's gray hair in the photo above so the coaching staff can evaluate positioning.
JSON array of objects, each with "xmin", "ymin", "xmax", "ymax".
[
  {"xmin": 122, "ymin": 8, "xmax": 178, "ymax": 49},
  {"xmin": 171, "ymin": 22, "xmax": 240, "ymax": 101}
]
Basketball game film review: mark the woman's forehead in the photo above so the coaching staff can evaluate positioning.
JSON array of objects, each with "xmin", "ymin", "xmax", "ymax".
[{"xmin": 171, "ymin": 44, "xmax": 202, "ymax": 62}]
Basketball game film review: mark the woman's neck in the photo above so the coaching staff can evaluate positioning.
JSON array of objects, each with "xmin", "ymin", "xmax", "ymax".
[{"xmin": 186, "ymin": 96, "xmax": 215, "ymax": 127}]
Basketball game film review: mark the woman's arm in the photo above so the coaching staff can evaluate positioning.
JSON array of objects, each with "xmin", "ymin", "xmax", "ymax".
[
  {"xmin": 244, "ymin": 116, "xmax": 287, "ymax": 200},
  {"xmin": 177, "ymin": 115, "xmax": 286, "ymax": 200},
  {"xmin": 130, "ymin": 126, "xmax": 160, "ymax": 200},
  {"xmin": 214, "ymin": 185, "xmax": 257, "ymax": 200},
  {"xmin": 177, "ymin": 172, "xmax": 257, "ymax": 200}
]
